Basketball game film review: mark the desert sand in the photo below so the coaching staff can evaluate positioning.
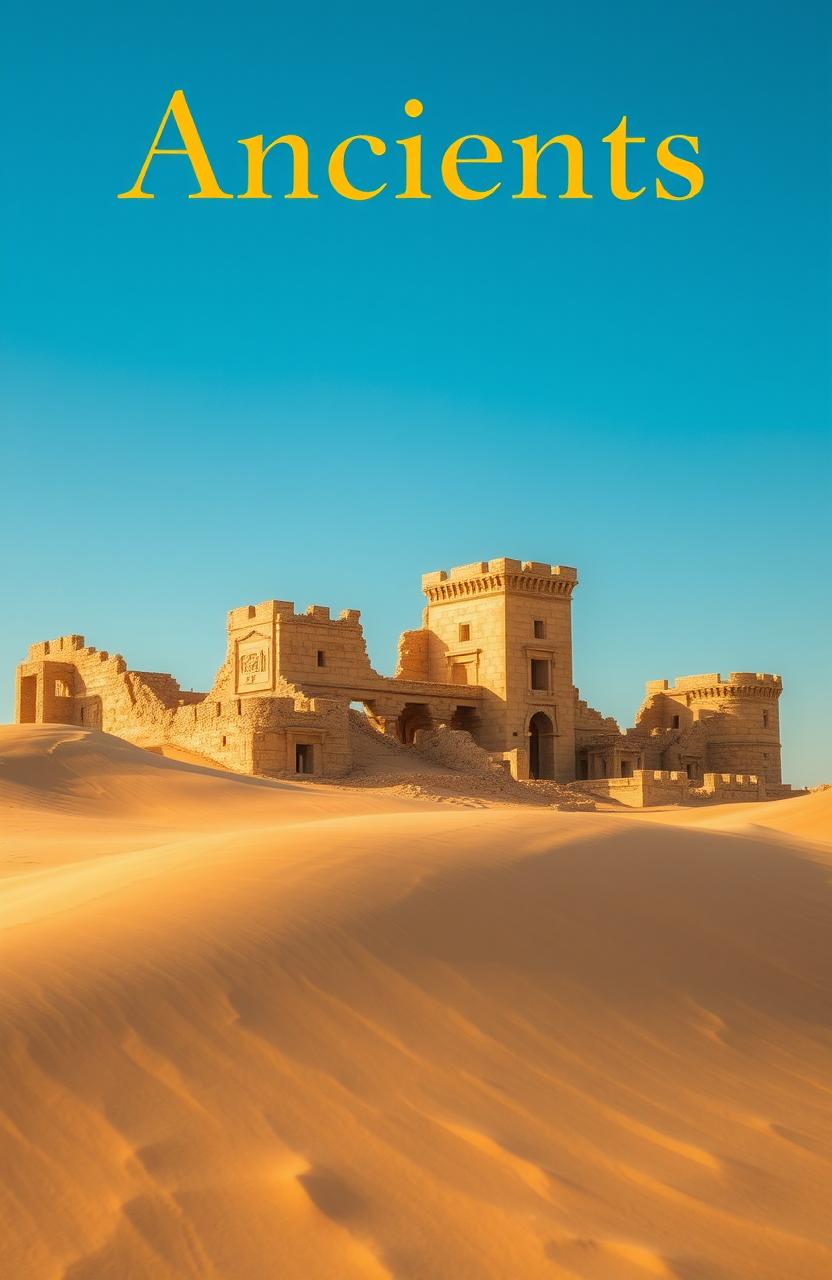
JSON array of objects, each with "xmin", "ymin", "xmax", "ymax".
[{"xmin": 0, "ymin": 725, "xmax": 830, "ymax": 1280}]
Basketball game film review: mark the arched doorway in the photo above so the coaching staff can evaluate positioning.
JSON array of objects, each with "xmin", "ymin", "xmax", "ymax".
[
  {"xmin": 529, "ymin": 712, "xmax": 555, "ymax": 780},
  {"xmin": 398, "ymin": 703, "xmax": 432, "ymax": 744}
]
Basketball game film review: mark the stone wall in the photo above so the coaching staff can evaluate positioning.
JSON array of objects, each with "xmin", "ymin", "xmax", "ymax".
[
  {"xmin": 573, "ymin": 769, "xmax": 768, "ymax": 808},
  {"xmin": 572, "ymin": 770, "xmax": 689, "ymax": 808},
  {"xmin": 15, "ymin": 635, "xmax": 352, "ymax": 779}
]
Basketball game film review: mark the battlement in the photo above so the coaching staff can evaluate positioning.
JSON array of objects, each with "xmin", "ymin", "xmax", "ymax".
[
  {"xmin": 646, "ymin": 672, "xmax": 782, "ymax": 697},
  {"xmin": 26, "ymin": 636, "xmax": 129, "ymax": 674},
  {"xmin": 28, "ymin": 635, "xmax": 86, "ymax": 660},
  {"xmin": 227, "ymin": 600, "xmax": 362, "ymax": 629},
  {"xmin": 422, "ymin": 558, "xmax": 578, "ymax": 600},
  {"xmin": 703, "ymin": 772, "xmax": 761, "ymax": 790}
]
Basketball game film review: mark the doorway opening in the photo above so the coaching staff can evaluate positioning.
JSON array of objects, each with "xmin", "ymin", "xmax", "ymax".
[
  {"xmin": 295, "ymin": 743, "xmax": 314, "ymax": 774},
  {"xmin": 529, "ymin": 712, "xmax": 555, "ymax": 780},
  {"xmin": 19, "ymin": 675, "xmax": 37, "ymax": 722},
  {"xmin": 398, "ymin": 703, "xmax": 432, "ymax": 744},
  {"xmin": 451, "ymin": 705, "xmax": 480, "ymax": 737}
]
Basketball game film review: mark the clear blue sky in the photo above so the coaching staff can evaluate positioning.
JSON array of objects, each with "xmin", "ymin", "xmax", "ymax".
[{"xmin": 1, "ymin": 1, "xmax": 830, "ymax": 784}]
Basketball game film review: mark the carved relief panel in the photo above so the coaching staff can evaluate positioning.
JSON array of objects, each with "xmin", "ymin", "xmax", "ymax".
[{"xmin": 235, "ymin": 631, "xmax": 273, "ymax": 693}]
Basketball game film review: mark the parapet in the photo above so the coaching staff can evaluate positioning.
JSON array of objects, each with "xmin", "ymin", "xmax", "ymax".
[
  {"xmin": 227, "ymin": 600, "xmax": 362, "ymax": 629},
  {"xmin": 27, "ymin": 635, "xmax": 86, "ymax": 660},
  {"xmin": 24, "ymin": 636, "xmax": 128, "ymax": 675},
  {"xmin": 646, "ymin": 672, "xmax": 782, "ymax": 696},
  {"xmin": 227, "ymin": 600, "xmax": 294, "ymax": 629},
  {"xmin": 422, "ymin": 558, "xmax": 578, "ymax": 598},
  {"xmin": 703, "ymin": 772, "xmax": 760, "ymax": 789}
]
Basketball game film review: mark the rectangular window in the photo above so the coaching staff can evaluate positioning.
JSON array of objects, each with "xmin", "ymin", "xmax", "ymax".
[
  {"xmin": 451, "ymin": 663, "xmax": 468, "ymax": 685},
  {"xmin": 672, "ymin": 714, "xmax": 680, "ymax": 729},
  {"xmin": 533, "ymin": 619, "xmax": 545, "ymax": 639},
  {"xmin": 762, "ymin": 710, "xmax": 769, "ymax": 728},
  {"xmin": 317, "ymin": 650, "xmax": 326, "ymax": 667},
  {"xmin": 458, "ymin": 623, "xmax": 470, "ymax": 642},
  {"xmin": 530, "ymin": 659, "xmax": 549, "ymax": 691}
]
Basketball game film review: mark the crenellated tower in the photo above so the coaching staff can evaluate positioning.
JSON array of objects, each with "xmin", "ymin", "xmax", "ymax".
[
  {"xmin": 637, "ymin": 672, "xmax": 783, "ymax": 786},
  {"xmin": 416, "ymin": 558, "xmax": 578, "ymax": 780}
]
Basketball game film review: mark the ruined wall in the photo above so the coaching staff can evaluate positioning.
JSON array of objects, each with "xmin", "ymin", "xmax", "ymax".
[
  {"xmin": 14, "ymin": 563, "xmax": 791, "ymax": 801},
  {"xmin": 395, "ymin": 628, "xmax": 430, "ymax": 682},
  {"xmin": 574, "ymin": 695, "xmax": 620, "ymax": 736},
  {"xmin": 15, "ymin": 635, "xmax": 352, "ymax": 778},
  {"xmin": 16, "ymin": 636, "xmax": 185, "ymax": 742},
  {"xmin": 571, "ymin": 770, "xmax": 689, "ymax": 808}
]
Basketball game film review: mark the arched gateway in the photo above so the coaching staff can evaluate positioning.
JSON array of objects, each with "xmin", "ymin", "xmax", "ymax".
[{"xmin": 529, "ymin": 711, "xmax": 555, "ymax": 780}]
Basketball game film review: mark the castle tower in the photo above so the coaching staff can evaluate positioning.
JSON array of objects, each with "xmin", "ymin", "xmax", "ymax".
[
  {"xmin": 419, "ymin": 558, "xmax": 578, "ymax": 781},
  {"xmin": 641, "ymin": 672, "xmax": 783, "ymax": 786}
]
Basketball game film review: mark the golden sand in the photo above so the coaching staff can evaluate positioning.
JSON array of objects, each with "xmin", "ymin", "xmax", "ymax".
[{"xmin": 1, "ymin": 726, "xmax": 830, "ymax": 1279}]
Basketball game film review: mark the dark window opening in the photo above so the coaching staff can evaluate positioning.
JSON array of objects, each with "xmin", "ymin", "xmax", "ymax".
[
  {"xmin": 237, "ymin": 699, "xmax": 242, "ymax": 715},
  {"xmin": 79, "ymin": 706, "xmax": 85, "ymax": 724},
  {"xmin": 216, "ymin": 702, "xmax": 222, "ymax": 717},
  {"xmin": 621, "ymin": 760, "xmax": 633, "ymax": 778},
  {"xmin": 317, "ymin": 650, "xmax": 326, "ymax": 667},
  {"xmin": 762, "ymin": 711, "xmax": 769, "ymax": 728},
  {"xmin": 533, "ymin": 619, "xmax": 545, "ymax": 639},
  {"xmin": 458, "ymin": 623, "xmax": 470, "ymax": 642},
  {"xmin": 221, "ymin": 735, "xmax": 227, "ymax": 747},
  {"xmin": 672, "ymin": 714, "xmax": 680, "ymax": 729},
  {"xmin": 296, "ymin": 743, "xmax": 314, "ymax": 774},
  {"xmin": 530, "ymin": 659, "xmax": 549, "ymax": 691}
]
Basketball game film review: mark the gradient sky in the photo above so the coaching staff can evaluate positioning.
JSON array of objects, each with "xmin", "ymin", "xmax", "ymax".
[{"xmin": 1, "ymin": 1, "xmax": 830, "ymax": 783}]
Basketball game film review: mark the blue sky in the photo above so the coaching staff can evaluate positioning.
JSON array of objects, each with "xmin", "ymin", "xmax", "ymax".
[{"xmin": 1, "ymin": 1, "xmax": 830, "ymax": 783}]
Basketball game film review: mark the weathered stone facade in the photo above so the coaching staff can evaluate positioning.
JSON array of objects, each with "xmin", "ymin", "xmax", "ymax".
[{"xmin": 14, "ymin": 556, "xmax": 794, "ymax": 803}]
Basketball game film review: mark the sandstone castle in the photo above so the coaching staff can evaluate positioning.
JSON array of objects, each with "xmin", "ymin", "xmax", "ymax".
[{"xmin": 14, "ymin": 557, "xmax": 795, "ymax": 806}]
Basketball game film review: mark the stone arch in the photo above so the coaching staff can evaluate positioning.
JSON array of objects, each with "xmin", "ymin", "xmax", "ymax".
[{"xmin": 398, "ymin": 702, "xmax": 432, "ymax": 745}]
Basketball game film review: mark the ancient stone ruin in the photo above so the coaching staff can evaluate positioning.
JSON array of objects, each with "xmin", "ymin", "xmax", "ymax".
[{"xmin": 14, "ymin": 557, "xmax": 797, "ymax": 805}]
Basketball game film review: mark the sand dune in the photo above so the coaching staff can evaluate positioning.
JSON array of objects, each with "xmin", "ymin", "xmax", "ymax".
[{"xmin": 1, "ymin": 727, "xmax": 830, "ymax": 1279}]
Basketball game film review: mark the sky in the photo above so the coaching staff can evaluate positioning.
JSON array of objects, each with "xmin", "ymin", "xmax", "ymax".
[{"xmin": 1, "ymin": 1, "xmax": 830, "ymax": 784}]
